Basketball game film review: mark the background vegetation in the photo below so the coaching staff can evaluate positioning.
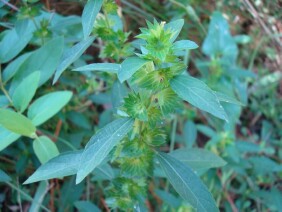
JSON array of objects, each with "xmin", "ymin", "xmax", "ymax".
[{"xmin": 0, "ymin": 0, "xmax": 281, "ymax": 211}]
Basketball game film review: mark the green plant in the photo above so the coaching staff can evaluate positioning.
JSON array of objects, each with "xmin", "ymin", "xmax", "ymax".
[
  {"xmin": 1, "ymin": 0, "xmax": 281, "ymax": 211},
  {"xmin": 23, "ymin": 12, "xmax": 236, "ymax": 210},
  {"xmin": 0, "ymin": 0, "xmax": 243, "ymax": 210}
]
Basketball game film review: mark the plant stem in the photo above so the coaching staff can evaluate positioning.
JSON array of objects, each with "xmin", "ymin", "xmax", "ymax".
[
  {"xmin": 6, "ymin": 182, "xmax": 50, "ymax": 212},
  {"xmin": 0, "ymin": 65, "xmax": 13, "ymax": 105},
  {"xmin": 169, "ymin": 0, "xmax": 206, "ymax": 35},
  {"xmin": 0, "ymin": 0, "xmax": 19, "ymax": 11}
]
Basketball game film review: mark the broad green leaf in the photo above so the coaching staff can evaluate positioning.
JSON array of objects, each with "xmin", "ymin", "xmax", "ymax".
[
  {"xmin": 33, "ymin": 136, "xmax": 59, "ymax": 164},
  {"xmin": 24, "ymin": 150, "xmax": 82, "ymax": 184},
  {"xmin": 173, "ymin": 40, "xmax": 198, "ymax": 50},
  {"xmin": 0, "ymin": 27, "xmax": 33, "ymax": 63},
  {"xmin": 15, "ymin": 19, "xmax": 30, "ymax": 36},
  {"xmin": 156, "ymin": 152, "xmax": 219, "ymax": 212},
  {"xmin": 28, "ymin": 91, "xmax": 72, "ymax": 126},
  {"xmin": 118, "ymin": 57, "xmax": 148, "ymax": 83},
  {"xmin": 0, "ymin": 127, "xmax": 20, "ymax": 151},
  {"xmin": 74, "ymin": 201, "xmax": 101, "ymax": 212},
  {"xmin": 12, "ymin": 71, "xmax": 40, "ymax": 112},
  {"xmin": 183, "ymin": 121, "xmax": 197, "ymax": 148},
  {"xmin": 170, "ymin": 148, "xmax": 226, "ymax": 171},
  {"xmin": 0, "ymin": 169, "xmax": 11, "ymax": 182},
  {"xmin": 53, "ymin": 36, "xmax": 95, "ymax": 83},
  {"xmin": 73, "ymin": 63, "xmax": 120, "ymax": 73},
  {"xmin": 82, "ymin": 0, "xmax": 103, "ymax": 39},
  {"xmin": 202, "ymin": 12, "xmax": 237, "ymax": 63},
  {"xmin": 214, "ymin": 91, "xmax": 244, "ymax": 106},
  {"xmin": 29, "ymin": 181, "xmax": 48, "ymax": 212},
  {"xmin": 0, "ymin": 109, "xmax": 36, "ymax": 137},
  {"xmin": 76, "ymin": 118, "xmax": 134, "ymax": 184},
  {"xmin": 164, "ymin": 19, "xmax": 184, "ymax": 42},
  {"xmin": 2, "ymin": 53, "xmax": 31, "ymax": 83},
  {"xmin": 170, "ymin": 75, "xmax": 228, "ymax": 121},
  {"xmin": 10, "ymin": 37, "xmax": 64, "ymax": 94}
]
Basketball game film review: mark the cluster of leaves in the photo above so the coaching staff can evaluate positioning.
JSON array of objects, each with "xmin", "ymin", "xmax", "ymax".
[{"xmin": 0, "ymin": 0, "xmax": 281, "ymax": 211}]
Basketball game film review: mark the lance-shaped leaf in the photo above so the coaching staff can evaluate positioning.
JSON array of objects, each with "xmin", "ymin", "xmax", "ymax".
[
  {"xmin": 9, "ymin": 37, "xmax": 64, "ymax": 94},
  {"xmin": 173, "ymin": 40, "xmax": 199, "ymax": 50},
  {"xmin": 214, "ymin": 91, "xmax": 244, "ymax": 106},
  {"xmin": 0, "ymin": 109, "xmax": 36, "ymax": 137},
  {"xmin": 156, "ymin": 152, "xmax": 219, "ymax": 212},
  {"xmin": 164, "ymin": 19, "xmax": 184, "ymax": 42},
  {"xmin": 73, "ymin": 63, "xmax": 120, "ymax": 73},
  {"xmin": 76, "ymin": 118, "xmax": 134, "ymax": 184},
  {"xmin": 0, "ymin": 27, "xmax": 33, "ymax": 63},
  {"xmin": 28, "ymin": 91, "xmax": 72, "ymax": 126},
  {"xmin": 0, "ymin": 127, "xmax": 21, "ymax": 151},
  {"xmin": 12, "ymin": 71, "xmax": 40, "ymax": 112},
  {"xmin": 118, "ymin": 57, "xmax": 149, "ymax": 83},
  {"xmin": 170, "ymin": 148, "xmax": 226, "ymax": 172},
  {"xmin": 0, "ymin": 169, "xmax": 11, "ymax": 182},
  {"xmin": 24, "ymin": 150, "xmax": 82, "ymax": 184},
  {"xmin": 82, "ymin": 0, "xmax": 103, "ymax": 39},
  {"xmin": 53, "ymin": 36, "xmax": 95, "ymax": 83},
  {"xmin": 170, "ymin": 75, "xmax": 228, "ymax": 121}
]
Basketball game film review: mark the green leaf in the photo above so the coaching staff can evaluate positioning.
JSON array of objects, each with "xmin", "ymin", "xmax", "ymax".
[
  {"xmin": 0, "ymin": 127, "xmax": 20, "ymax": 151},
  {"xmin": 170, "ymin": 148, "xmax": 226, "ymax": 172},
  {"xmin": 53, "ymin": 36, "xmax": 95, "ymax": 84},
  {"xmin": 28, "ymin": 91, "xmax": 72, "ymax": 126},
  {"xmin": 202, "ymin": 12, "xmax": 237, "ymax": 63},
  {"xmin": 170, "ymin": 75, "xmax": 228, "ymax": 121},
  {"xmin": 0, "ymin": 109, "xmax": 36, "ymax": 137},
  {"xmin": 183, "ymin": 121, "xmax": 197, "ymax": 148},
  {"xmin": 73, "ymin": 63, "xmax": 120, "ymax": 73},
  {"xmin": 156, "ymin": 152, "xmax": 219, "ymax": 212},
  {"xmin": 9, "ymin": 37, "xmax": 64, "ymax": 94},
  {"xmin": 76, "ymin": 118, "xmax": 134, "ymax": 184},
  {"xmin": 164, "ymin": 19, "xmax": 184, "ymax": 42},
  {"xmin": 118, "ymin": 57, "xmax": 149, "ymax": 83},
  {"xmin": 24, "ymin": 151, "xmax": 82, "ymax": 184},
  {"xmin": 0, "ymin": 27, "xmax": 33, "ymax": 63},
  {"xmin": 74, "ymin": 201, "xmax": 101, "ymax": 212},
  {"xmin": 154, "ymin": 189, "xmax": 182, "ymax": 208},
  {"xmin": 82, "ymin": 0, "xmax": 103, "ymax": 39},
  {"xmin": 33, "ymin": 136, "xmax": 60, "ymax": 164},
  {"xmin": 12, "ymin": 71, "xmax": 40, "ymax": 112},
  {"xmin": 0, "ymin": 169, "xmax": 11, "ymax": 182},
  {"xmin": 2, "ymin": 53, "xmax": 31, "ymax": 83},
  {"xmin": 173, "ymin": 40, "xmax": 198, "ymax": 50},
  {"xmin": 29, "ymin": 181, "xmax": 48, "ymax": 212},
  {"xmin": 214, "ymin": 91, "xmax": 244, "ymax": 106}
]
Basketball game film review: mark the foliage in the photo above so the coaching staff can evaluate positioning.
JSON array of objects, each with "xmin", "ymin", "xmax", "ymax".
[{"xmin": 0, "ymin": 0, "xmax": 281, "ymax": 211}]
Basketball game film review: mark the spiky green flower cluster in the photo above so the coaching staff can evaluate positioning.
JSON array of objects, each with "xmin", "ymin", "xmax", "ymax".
[
  {"xmin": 136, "ymin": 20, "xmax": 174, "ymax": 62},
  {"xmin": 93, "ymin": 4, "xmax": 133, "ymax": 62}
]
